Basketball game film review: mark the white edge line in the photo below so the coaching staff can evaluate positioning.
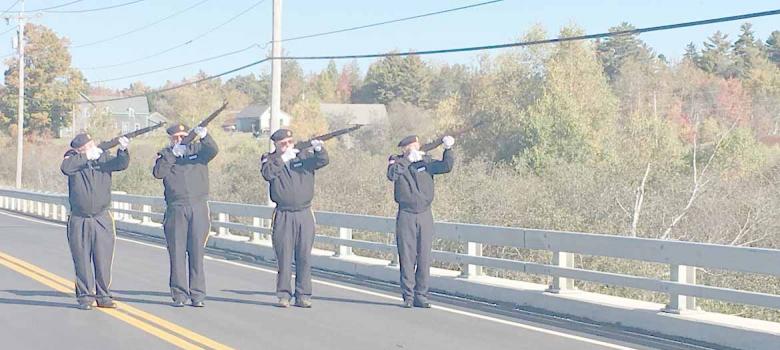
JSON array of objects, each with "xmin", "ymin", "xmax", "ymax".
[{"xmin": 0, "ymin": 210, "xmax": 637, "ymax": 350}]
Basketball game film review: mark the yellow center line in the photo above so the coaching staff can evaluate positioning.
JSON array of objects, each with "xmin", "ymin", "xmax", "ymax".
[{"xmin": 0, "ymin": 251, "xmax": 233, "ymax": 350}]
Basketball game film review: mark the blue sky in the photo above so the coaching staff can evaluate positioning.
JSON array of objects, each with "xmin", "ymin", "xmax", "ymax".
[{"xmin": 0, "ymin": 0, "xmax": 778, "ymax": 89}]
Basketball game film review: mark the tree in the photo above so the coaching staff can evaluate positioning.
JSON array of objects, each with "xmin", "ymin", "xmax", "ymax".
[
  {"xmin": 766, "ymin": 30, "xmax": 780, "ymax": 65},
  {"xmin": 683, "ymin": 42, "xmax": 702, "ymax": 66},
  {"xmin": 357, "ymin": 54, "xmax": 432, "ymax": 106},
  {"xmin": 733, "ymin": 23, "xmax": 762, "ymax": 78},
  {"xmin": 225, "ymin": 73, "xmax": 270, "ymax": 104},
  {"xmin": 338, "ymin": 60, "xmax": 361, "ymax": 103},
  {"xmin": 312, "ymin": 60, "xmax": 339, "ymax": 103},
  {"xmin": 699, "ymin": 31, "xmax": 738, "ymax": 78},
  {"xmin": 596, "ymin": 22, "xmax": 654, "ymax": 82},
  {"xmin": 1, "ymin": 23, "xmax": 86, "ymax": 136}
]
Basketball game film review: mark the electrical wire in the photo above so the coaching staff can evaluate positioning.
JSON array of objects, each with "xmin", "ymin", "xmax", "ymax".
[
  {"xmin": 71, "ymin": 0, "xmax": 210, "ymax": 48},
  {"xmin": 81, "ymin": 0, "xmax": 267, "ymax": 70}
]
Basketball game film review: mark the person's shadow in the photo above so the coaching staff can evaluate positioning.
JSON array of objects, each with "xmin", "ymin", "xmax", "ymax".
[
  {"xmin": 0, "ymin": 290, "xmax": 80, "ymax": 309},
  {"xmin": 222, "ymin": 289, "xmax": 402, "ymax": 307},
  {"xmin": 112, "ymin": 289, "xmax": 278, "ymax": 308}
]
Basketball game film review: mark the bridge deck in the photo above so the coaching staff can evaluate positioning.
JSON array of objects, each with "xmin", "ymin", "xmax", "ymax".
[{"xmin": 0, "ymin": 210, "xmax": 704, "ymax": 350}]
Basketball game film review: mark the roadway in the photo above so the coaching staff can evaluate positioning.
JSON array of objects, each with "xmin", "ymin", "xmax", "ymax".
[{"xmin": 0, "ymin": 210, "xmax": 717, "ymax": 350}]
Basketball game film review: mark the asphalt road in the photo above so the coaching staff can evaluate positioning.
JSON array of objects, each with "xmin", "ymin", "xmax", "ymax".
[{"xmin": 0, "ymin": 210, "xmax": 716, "ymax": 350}]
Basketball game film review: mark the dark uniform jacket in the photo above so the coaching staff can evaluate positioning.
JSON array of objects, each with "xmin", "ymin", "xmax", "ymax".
[
  {"xmin": 153, "ymin": 135, "xmax": 219, "ymax": 205},
  {"xmin": 387, "ymin": 149, "xmax": 454, "ymax": 214},
  {"xmin": 261, "ymin": 147, "xmax": 329, "ymax": 211},
  {"xmin": 60, "ymin": 149, "xmax": 130, "ymax": 217}
]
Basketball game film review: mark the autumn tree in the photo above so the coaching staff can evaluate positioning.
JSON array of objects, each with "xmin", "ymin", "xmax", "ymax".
[{"xmin": 1, "ymin": 23, "xmax": 86, "ymax": 136}]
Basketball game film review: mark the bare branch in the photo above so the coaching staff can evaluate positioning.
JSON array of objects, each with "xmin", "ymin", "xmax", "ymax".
[{"xmin": 631, "ymin": 162, "xmax": 651, "ymax": 237}]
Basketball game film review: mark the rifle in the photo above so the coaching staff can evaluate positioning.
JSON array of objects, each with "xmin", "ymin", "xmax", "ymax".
[
  {"xmin": 395, "ymin": 121, "xmax": 484, "ymax": 158},
  {"xmin": 97, "ymin": 121, "xmax": 167, "ymax": 151},
  {"xmin": 293, "ymin": 124, "xmax": 364, "ymax": 150},
  {"xmin": 180, "ymin": 100, "xmax": 229, "ymax": 145}
]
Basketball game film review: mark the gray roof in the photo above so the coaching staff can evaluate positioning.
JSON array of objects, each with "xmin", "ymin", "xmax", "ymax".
[
  {"xmin": 320, "ymin": 103, "xmax": 388, "ymax": 125},
  {"xmin": 236, "ymin": 104, "xmax": 269, "ymax": 119},
  {"xmin": 81, "ymin": 94, "xmax": 151, "ymax": 115}
]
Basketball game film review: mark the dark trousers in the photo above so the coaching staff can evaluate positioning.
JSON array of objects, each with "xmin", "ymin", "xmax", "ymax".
[
  {"xmin": 163, "ymin": 201, "xmax": 210, "ymax": 303},
  {"xmin": 67, "ymin": 211, "xmax": 116, "ymax": 305},
  {"xmin": 272, "ymin": 208, "xmax": 316, "ymax": 300},
  {"xmin": 396, "ymin": 208, "xmax": 434, "ymax": 303}
]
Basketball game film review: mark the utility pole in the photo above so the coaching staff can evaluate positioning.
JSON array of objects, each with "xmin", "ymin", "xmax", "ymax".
[
  {"xmin": 266, "ymin": 0, "xmax": 282, "ymax": 208},
  {"xmin": 14, "ymin": 0, "xmax": 25, "ymax": 189}
]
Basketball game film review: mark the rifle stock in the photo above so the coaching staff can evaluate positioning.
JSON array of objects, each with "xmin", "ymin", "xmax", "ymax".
[
  {"xmin": 293, "ymin": 124, "xmax": 364, "ymax": 150},
  {"xmin": 180, "ymin": 100, "xmax": 229, "ymax": 145},
  {"xmin": 97, "ymin": 121, "xmax": 167, "ymax": 151}
]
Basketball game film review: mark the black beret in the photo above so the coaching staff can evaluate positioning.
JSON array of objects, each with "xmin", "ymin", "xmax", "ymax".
[
  {"xmin": 270, "ymin": 128, "xmax": 293, "ymax": 142},
  {"xmin": 70, "ymin": 133, "xmax": 92, "ymax": 149},
  {"xmin": 397, "ymin": 135, "xmax": 419, "ymax": 147},
  {"xmin": 166, "ymin": 123, "xmax": 189, "ymax": 135}
]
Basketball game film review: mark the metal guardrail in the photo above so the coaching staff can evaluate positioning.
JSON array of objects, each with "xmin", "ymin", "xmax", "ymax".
[{"xmin": 1, "ymin": 187, "xmax": 779, "ymax": 314}]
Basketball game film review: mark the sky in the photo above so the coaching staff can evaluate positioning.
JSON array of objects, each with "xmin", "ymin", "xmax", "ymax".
[{"xmin": 0, "ymin": 0, "xmax": 778, "ymax": 90}]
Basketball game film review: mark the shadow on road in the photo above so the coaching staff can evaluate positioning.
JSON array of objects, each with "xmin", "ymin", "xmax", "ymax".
[
  {"xmin": 222, "ymin": 289, "xmax": 402, "ymax": 307},
  {"xmin": 0, "ymin": 296, "xmax": 76, "ymax": 309}
]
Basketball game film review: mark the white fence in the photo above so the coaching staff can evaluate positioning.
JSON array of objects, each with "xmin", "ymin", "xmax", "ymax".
[{"xmin": 2, "ymin": 187, "xmax": 779, "ymax": 315}]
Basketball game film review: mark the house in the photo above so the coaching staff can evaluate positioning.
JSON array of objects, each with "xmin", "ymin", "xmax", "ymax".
[
  {"xmin": 224, "ymin": 104, "xmax": 292, "ymax": 133},
  {"xmin": 60, "ymin": 93, "xmax": 167, "ymax": 137},
  {"xmin": 319, "ymin": 103, "xmax": 388, "ymax": 127}
]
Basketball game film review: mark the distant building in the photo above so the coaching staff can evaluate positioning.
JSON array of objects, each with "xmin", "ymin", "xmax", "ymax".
[
  {"xmin": 223, "ymin": 104, "xmax": 292, "ymax": 133},
  {"xmin": 319, "ymin": 103, "xmax": 388, "ymax": 126},
  {"xmin": 60, "ymin": 93, "xmax": 167, "ymax": 137}
]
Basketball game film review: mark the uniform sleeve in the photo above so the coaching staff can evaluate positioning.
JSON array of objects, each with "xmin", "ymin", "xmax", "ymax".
[
  {"xmin": 153, "ymin": 148, "xmax": 175, "ymax": 179},
  {"xmin": 96, "ymin": 149, "xmax": 130, "ymax": 172},
  {"xmin": 386, "ymin": 155, "xmax": 410, "ymax": 182},
  {"xmin": 261, "ymin": 152, "xmax": 285, "ymax": 181},
  {"xmin": 197, "ymin": 134, "xmax": 219, "ymax": 163},
  {"xmin": 300, "ymin": 146, "xmax": 329, "ymax": 171},
  {"xmin": 427, "ymin": 148, "xmax": 454, "ymax": 175},
  {"xmin": 61, "ymin": 150, "xmax": 88, "ymax": 176}
]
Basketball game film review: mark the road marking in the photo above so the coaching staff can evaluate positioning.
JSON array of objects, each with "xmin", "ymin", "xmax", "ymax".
[
  {"xmin": 0, "ymin": 252, "xmax": 204, "ymax": 350},
  {"xmin": 1, "ymin": 210, "xmax": 637, "ymax": 350}
]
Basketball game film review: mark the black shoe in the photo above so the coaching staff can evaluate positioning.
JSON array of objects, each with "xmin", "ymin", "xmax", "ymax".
[
  {"xmin": 171, "ymin": 301, "xmax": 186, "ymax": 308},
  {"xmin": 413, "ymin": 300, "xmax": 431, "ymax": 308},
  {"xmin": 96, "ymin": 300, "xmax": 117, "ymax": 309},
  {"xmin": 77, "ymin": 303, "xmax": 93, "ymax": 311},
  {"xmin": 402, "ymin": 299, "xmax": 413, "ymax": 308},
  {"xmin": 191, "ymin": 301, "xmax": 205, "ymax": 308}
]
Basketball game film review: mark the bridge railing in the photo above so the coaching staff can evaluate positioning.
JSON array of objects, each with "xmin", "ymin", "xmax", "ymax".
[{"xmin": 2, "ymin": 187, "xmax": 779, "ymax": 315}]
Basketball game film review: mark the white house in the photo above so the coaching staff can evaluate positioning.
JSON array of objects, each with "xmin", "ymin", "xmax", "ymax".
[{"xmin": 226, "ymin": 104, "xmax": 292, "ymax": 133}]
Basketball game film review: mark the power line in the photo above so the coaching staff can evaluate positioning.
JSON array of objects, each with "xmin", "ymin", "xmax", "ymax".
[
  {"xmin": 71, "ymin": 0, "xmax": 211, "ymax": 48},
  {"xmin": 85, "ymin": 8, "xmax": 780, "ymax": 103},
  {"xmin": 82, "ymin": 0, "xmax": 267, "ymax": 70},
  {"xmin": 90, "ymin": 43, "xmax": 259, "ymax": 83},
  {"xmin": 26, "ymin": 0, "xmax": 85, "ymax": 12},
  {"xmin": 276, "ymin": 8, "xmax": 780, "ymax": 60},
  {"xmin": 0, "ymin": 0, "xmax": 21, "ymax": 18},
  {"xmin": 24, "ymin": 0, "xmax": 147, "ymax": 14},
  {"xmin": 281, "ymin": 0, "xmax": 503, "ymax": 43},
  {"xmin": 88, "ymin": 58, "xmax": 270, "ymax": 103}
]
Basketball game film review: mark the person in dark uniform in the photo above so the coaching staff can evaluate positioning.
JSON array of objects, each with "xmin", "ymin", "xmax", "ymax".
[
  {"xmin": 153, "ymin": 123, "xmax": 218, "ymax": 308},
  {"xmin": 261, "ymin": 128, "xmax": 329, "ymax": 308},
  {"xmin": 60, "ymin": 133, "xmax": 130, "ymax": 310},
  {"xmin": 387, "ymin": 134, "xmax": 455, "ymax": 308}
]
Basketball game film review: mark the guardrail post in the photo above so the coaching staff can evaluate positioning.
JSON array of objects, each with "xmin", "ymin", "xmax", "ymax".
[
  {"xmin": 334, "ymin": 227, "xmax": 353, "ymax": 257},
  {"xmin": 460, "ymin": 242, "xmax": 483, "ymax": 278},
  {"xmin": 36, "ymin": 201, "xmax": 43, "ymax": 216},
  {"xmin": 218, "ymin": 213, "xmax": 229, "ymax": 236},
  {"xmin": 60, "ymin": 205, "xmax": 67, "ymax": 221},
  {"xmin": 251, "ymin": 217, "xmax": 263, "ymax": 242},
  {"xmin": 664, "ymin": 264, "xmax": 698, "ymax": 313},
  {"xmin": 21, "ymin": 199, "xmax": 28, "ymax": 212},
  {"xmin": 142, "ymin": 205, "xmax": 152, "ymax": 224},
  {"xmin": 43, "ymin": 202, "xmax": 50, "ymax": 218},
  {"xmin": 547, "ymin": 251, "xmax": 575, "ymax": 293}
]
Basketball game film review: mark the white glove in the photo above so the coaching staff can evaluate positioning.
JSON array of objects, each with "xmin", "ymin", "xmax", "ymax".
[
  {"xmin": 194, "ymin": 126, "xmax": 207, "ymax": 138},
  {"xmin": 86, "ymin": 147, "xmax": 103, "ymax": 160},
  {"xmin": 407, "ymin": 150, "xmax": 425, "ymax": 163},
  {"xmin": 118, "ymin": 136, "xmax": 130, "ymax": 151},
  {"xmin": 281, "ymin": 148, "xmax": 299, "ymax": 163},
  {"xmin": 442, "ymin": 135, "xmax": 455, "ymax": 149},
  {"xmin": 310, "ymin": 139, "xmax": 324, "ymax": 152},
  {"xmin": 172, "ymin": 143, "xmax": 188, "ymax": 158}
]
